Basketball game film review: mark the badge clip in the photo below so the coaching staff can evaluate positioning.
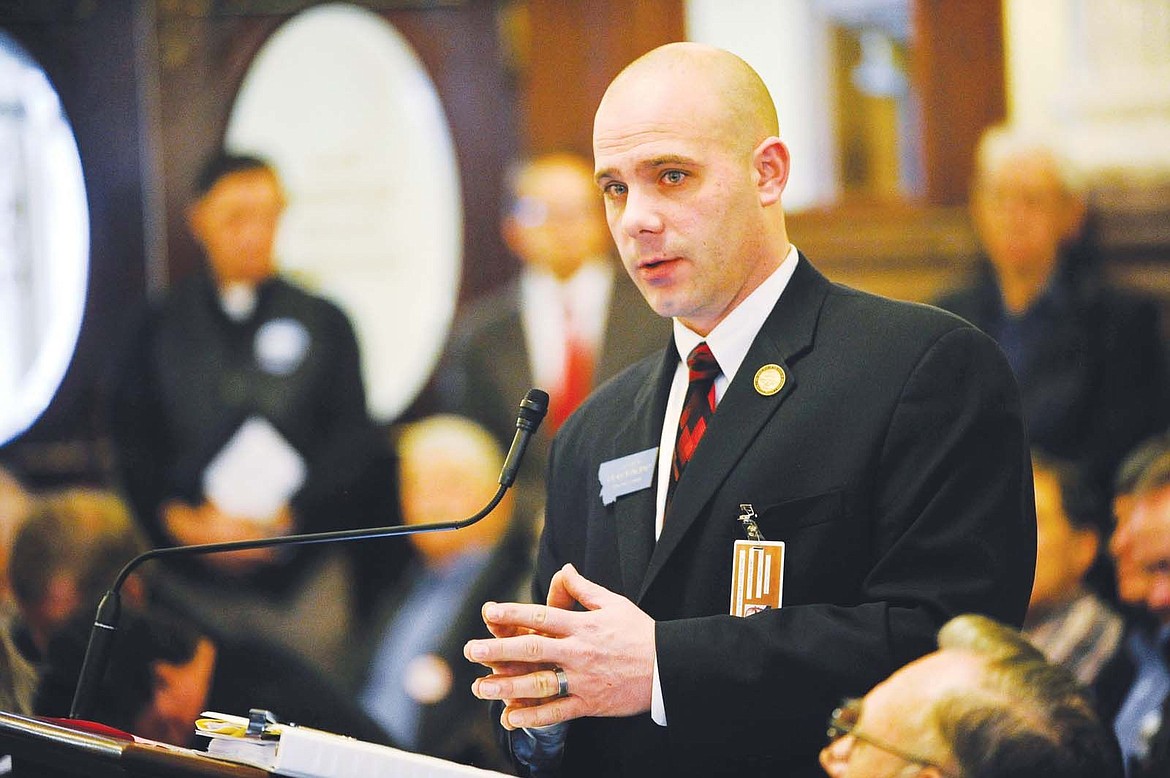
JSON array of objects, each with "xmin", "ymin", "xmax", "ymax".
[{"xmin": 738, "ymin": 503, "xmax": 764, "ymax": 541}]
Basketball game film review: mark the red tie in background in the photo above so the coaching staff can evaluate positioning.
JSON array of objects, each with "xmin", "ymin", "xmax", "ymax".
[
  {"xmin": 666, "ymin": 342, "xmax": 721, "ymax": 515},
  {"xmin": 548, "ymin": 301, "xmax": 594, "ymax": 432}
]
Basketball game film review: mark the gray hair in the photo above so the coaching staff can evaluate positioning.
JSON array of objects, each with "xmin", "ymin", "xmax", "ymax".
[
  {"xmin": 974, "ymin": 124, "xmax": 1086, "ymax": 197},
  {"xmin": 928, "ymin": 614, "xmax": 1121, "ymax": 778}
]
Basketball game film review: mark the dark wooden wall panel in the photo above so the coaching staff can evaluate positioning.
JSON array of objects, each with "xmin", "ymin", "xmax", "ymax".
[
  {"xmin": 0, "ymin": 2, "xmax": 147, "ymax": 484},
  {"xmin": 913, "ymin": 0, "xmax": 1006, "ymax": 205},
  {"xmin": 520, "ymin": 0, "xmax": 684, "ymax": 158}
]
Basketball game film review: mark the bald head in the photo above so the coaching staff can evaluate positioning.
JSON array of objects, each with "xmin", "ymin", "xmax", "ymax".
[
  {"xmin": 591, "ymin": 42, "xmax": 790, "ymax": 335},
  {"xmin": 598, "ymin": 43, "xmax": 779, "ymax": 158}
]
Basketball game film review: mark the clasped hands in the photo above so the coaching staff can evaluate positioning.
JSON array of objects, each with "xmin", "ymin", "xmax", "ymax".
[{"xmin": 465, "ymin": 563, "xmax": 656, "ymax": 730}]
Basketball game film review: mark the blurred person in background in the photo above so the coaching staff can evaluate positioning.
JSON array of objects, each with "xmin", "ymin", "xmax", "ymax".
[
  {"xmin": 106, "ymin": 152, "xmax": 394, "ymax": 681},
  {"xmin": 935, "ymin": 125, "xmax": 1168, "ymax": 495},
  {"xmin": 6, "ymin": 488, "xmax": 147, "ymax": 663},
  {"xmin": 1101, "ymin": 449, "xmax": 1170, "ymax": 777},
  {"xmin": 354, "ymin": 415, "xmax": 532, "ymax": 772},
  {"xmin": 1023, "ymin": 452, "xmax": 1124, "ymax": 697},
  {"xmin": 437, "ymin": 152, "xmax": 668, "ymax": 522},
  {"xmin": 1109, "ymin": 435, "xmax": 1170, "ymax": 609}
]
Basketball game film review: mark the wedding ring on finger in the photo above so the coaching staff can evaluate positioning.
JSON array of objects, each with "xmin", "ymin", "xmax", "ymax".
[{"xmin": 553, "ymin": 666, "xmax": 570, "ymax": 698}]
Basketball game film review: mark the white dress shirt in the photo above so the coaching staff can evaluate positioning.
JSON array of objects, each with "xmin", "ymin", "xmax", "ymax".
[{"xmin": 651, "ymin": 243, "xmax": 799, "ymax": 725}]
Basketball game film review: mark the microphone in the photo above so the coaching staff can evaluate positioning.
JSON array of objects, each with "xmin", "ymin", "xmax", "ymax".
[
  {"xmin": 70, "ymin": 388, "xmax": 549, "ymax": 719},
  {"xmin": 499, "ymin": 387, "xmax": 549, "ymax": 488}
]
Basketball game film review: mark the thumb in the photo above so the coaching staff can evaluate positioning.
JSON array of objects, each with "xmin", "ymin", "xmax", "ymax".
[{"xmin": 552, "ymin": 563, "xmax": 615, "ymax": 611}]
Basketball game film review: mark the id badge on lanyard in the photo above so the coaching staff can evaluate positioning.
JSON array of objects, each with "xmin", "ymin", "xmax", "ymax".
[{"xmin": 729, "ymin": 504, "xmax": 785, "ymax": 617}]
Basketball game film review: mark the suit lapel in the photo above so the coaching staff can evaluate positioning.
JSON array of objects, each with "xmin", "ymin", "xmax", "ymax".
[
  {"xmin": 612, "ymin": 347, "xmax": 676, "ymax": 597},
  {"xmin": 638, "ymin": 255, "xmax": 831, "ymax": 601}
]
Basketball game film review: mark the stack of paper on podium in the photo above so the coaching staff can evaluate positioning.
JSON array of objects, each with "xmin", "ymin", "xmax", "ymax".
[
  {"xmin": 199, "ymin": 714, "xmax": 512, "ymax": 777},
  {"xmin": 275, "ymin": 725, "xmax": 512, "ymax": 777}
]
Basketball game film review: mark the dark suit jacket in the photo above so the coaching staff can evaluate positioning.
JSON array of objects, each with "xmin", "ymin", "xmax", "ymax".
[
  {"xmin": 529, "ymin": 255, "xmax": 1036, "ymax": 777},
  {"xmin": 437, "ymin": 265, "xmax": 671, "ymax": 517}
]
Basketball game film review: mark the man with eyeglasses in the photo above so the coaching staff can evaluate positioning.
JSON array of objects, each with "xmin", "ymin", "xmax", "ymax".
[{"xmin": 820, "ymin": 614, "xmax": 1122, "ymax": 778}]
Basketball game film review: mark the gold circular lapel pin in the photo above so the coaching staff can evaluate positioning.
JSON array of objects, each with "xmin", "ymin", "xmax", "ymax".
[{"xmin": 753, "ymin": 364, "xmax": 786, "ymax": 396}]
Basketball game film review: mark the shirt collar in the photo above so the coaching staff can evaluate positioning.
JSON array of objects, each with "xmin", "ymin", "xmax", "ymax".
[
  {"xmin": 672, "ymin": 244, "xmax": 799, "ymax": 384},
  {"xmin": 521, "ymin": 257, "xmax": 612, "ymax": 297}
]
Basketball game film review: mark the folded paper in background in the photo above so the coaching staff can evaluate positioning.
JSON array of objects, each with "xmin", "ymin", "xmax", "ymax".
[{"xmin": 201, "ymin": 417, "xmax": 306, "ymax": 521}]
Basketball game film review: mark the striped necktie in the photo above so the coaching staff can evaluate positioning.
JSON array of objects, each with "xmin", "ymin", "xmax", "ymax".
[{"xmin": 666, "ymin": 342, "xmax": 720, "ymax": 516}]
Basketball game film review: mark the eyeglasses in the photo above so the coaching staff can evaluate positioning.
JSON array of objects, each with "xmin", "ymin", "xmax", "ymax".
[{"xmin": 825, "ymin": 698, "xmax": 956, "ymax": 776}]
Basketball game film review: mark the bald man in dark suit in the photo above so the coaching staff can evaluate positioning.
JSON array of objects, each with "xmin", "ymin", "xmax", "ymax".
[{"xmin": 466, "ymin": 44, "xmax": 1035, "ymax": 778}]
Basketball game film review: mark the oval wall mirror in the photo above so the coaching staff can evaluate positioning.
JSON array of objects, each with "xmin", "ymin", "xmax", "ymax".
[
  {"xmin": 0, "ymin": 31, "xmax": 90, "ymax": 446},
  {"xmin": 226, "ymin": 2, "xmax": 463, "ymax": 422}
]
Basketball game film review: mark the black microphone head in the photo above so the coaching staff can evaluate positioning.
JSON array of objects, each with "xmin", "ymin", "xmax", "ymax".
[{"xmin": 517, "ymin": 389, "xmax": 550, "ymax": 433}]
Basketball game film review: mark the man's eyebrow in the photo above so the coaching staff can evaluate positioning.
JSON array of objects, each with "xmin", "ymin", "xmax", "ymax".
[{"xmin": 645, "ymin": 154, "xmax": 696, "ymax": 168}]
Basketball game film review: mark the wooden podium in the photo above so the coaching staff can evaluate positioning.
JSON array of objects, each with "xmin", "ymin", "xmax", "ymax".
[{"xmin": 0, "ymin": 710, "xmax": 268, "ymax": 778}]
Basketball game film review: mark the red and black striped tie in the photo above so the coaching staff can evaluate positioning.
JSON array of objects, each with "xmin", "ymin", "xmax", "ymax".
[{"xmin": 666, "ymin": 342, "xmax": 720, "ymax": 516}]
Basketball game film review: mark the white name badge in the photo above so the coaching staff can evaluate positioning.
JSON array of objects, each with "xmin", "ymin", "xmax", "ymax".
[
  {"xmin": 730, "ymin": 540, "xmax": 785, "ymax": 617},
  {"xmin": 598, "ymin": 447, "xmax": 658, "ymax": 506}
]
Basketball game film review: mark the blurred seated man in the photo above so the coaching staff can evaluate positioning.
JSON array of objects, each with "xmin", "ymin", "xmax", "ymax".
[
  {"xmin": 107, "ymin": 152, "xmax": 390, "ymax": 679},
  {"xmin": 820, "ymin": 614, "xmax": 1122, "ymax": 778},
  {"xmin": 35, "ymin": 607, "xmax": 393, "ymax": 749},
  {"xmin": 1024, "ymin": 451, "xmax": 1124, "ymax": 688},
  {"xmin": 354, "ymin": 415, "xmax": 531, "ymax": 771},
  {"xmin": 1105, "ymin": 449, "xmax": 1170, "ymax": 777},
  {"xmin": 934, "ymin": 125, "xmax": 1168, "ymax": 493},
  {"xmin": 7, "ymin": 488, "xmax": 147, "ymax": 662},
  {"xmin": 1109, "ymin": 435, "xmax": 1170, "ymax": 609}
]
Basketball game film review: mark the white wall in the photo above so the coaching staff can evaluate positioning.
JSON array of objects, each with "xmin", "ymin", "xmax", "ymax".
[
  {"xmin": 688, "ymin": 0, "xmax": 1170, "ymax": 190},
  {"xmin": 685, "ymin": 0, "xmax": 837, "ymax": 209},
  {"xmin": 1004, "ymin": 0, "xmax": 1170, "ymax": 176}
]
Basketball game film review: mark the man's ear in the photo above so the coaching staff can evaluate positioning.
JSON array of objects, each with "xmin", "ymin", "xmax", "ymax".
[{"xmin": 754, "ymin": 136, "xmax": 790, "ymax": 207}]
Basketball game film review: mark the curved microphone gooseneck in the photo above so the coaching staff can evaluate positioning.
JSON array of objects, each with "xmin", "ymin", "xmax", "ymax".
[{"xmin": 69, "ymin": 388, "xmax": 549, "ymax": 719}]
